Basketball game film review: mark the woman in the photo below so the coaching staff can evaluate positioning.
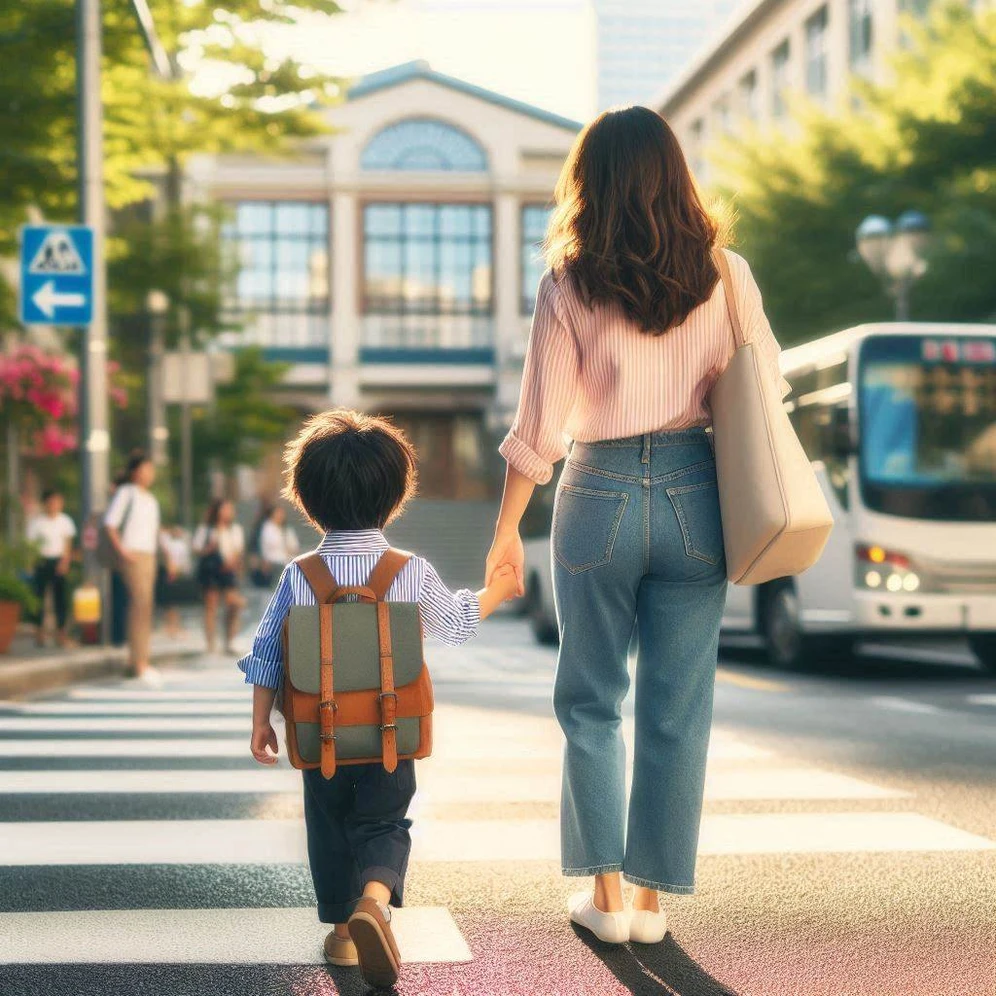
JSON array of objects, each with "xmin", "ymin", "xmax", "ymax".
[
  {"xmin": 193, "ymin": 498, "xmax": 246, "ymax": 655},
  {"xmin": 104, "ymin": 452, "xmax": 161, "ymax": 681},
  {"xmin": 26, "ymin": 489, "xmax": 76, "ymax": 648},
  {"xmin": 256, "ymin": 505, "xmax": 300, "ymax": 586},
  {"xmin": 485, "ymin": 107, "xmax": 788, "ymax": 944}
]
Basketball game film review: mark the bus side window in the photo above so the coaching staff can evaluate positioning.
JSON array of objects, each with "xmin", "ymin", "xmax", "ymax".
[{"xmin": 789, "ymin": 400, "xmax": 851, "ymax": 510}]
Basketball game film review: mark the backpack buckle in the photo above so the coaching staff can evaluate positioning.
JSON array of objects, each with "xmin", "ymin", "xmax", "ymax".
[
  {"xmin": 378, "ymin": 691, "xmax": 398, "ymax": 702},
  {"xmin": 380, "ymin": 723, "xmax": 398, "ymax": 732},
  {"xmin": 319, "ymin": 731, "xmax": 337, "ymax": 742},
  {"xmin": 319, "ymin": 699, "xmax": 338, "ymax": 713}
]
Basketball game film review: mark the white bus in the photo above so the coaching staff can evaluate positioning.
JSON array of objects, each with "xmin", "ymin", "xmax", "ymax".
[{"xmin": 521, "ymin": 323, "xmax": 996, "ymax": 673}]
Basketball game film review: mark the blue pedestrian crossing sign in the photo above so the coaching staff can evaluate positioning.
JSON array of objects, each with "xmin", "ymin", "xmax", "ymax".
[{"xmin": 19, "ymin": 225, "xmax": 94, "ymax": 326}]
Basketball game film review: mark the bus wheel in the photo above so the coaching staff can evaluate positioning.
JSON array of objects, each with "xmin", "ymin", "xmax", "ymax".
[
  {"xmin": 969, "ymin": 635, "xmax": 996, "ymax": 675},
  {"xmin": 527, "ymin": 573, "xmax": 559, "ymax": 646},
  {"xmin": 760, "ymin": 581, "xmax": 806, "ymax": 669}
]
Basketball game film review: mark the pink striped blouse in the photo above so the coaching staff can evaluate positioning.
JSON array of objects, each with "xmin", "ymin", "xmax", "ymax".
[{"xmin": 498, "ymin": 249, "xmax": 791, "ymax": 485}]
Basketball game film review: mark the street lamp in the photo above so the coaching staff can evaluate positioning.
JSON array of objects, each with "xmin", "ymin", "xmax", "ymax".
[
  {"xmin": 855, "ymin": 210, "xmax": 930, "ymax": 321},
  {"xmin": 145, "ymin": 288, "xmax": 170, "ymax": 466}
]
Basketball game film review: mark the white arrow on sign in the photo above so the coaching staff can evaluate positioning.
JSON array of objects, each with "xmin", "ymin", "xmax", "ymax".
[{"xmin": 31, "ymin": 280, "xmax": 86, "ymax": 320}]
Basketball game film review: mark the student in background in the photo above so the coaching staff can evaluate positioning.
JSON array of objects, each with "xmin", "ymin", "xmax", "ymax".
[
  {"xmin": 193, "ymin": 499, "xmax": 246, "ymax": 655},
  {"xmin": 26, "ymin": 489, "xmax": 76, "ymax": 648},
  {"xmin": 256, "ymin": 504, "xmax": 300, "ymax": 586},
  {"xmin": 104, "ymin": 452, "xmax": 161, "ymax": 683},
  {"xmin": 157, "ymin": 525, "xmax": 192, "ymax": 639}
]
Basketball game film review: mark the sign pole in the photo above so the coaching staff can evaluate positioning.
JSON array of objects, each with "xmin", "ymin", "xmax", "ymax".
[{"xmin": 77, "ymin": 0, "xmax": 111, "ymax": 611}]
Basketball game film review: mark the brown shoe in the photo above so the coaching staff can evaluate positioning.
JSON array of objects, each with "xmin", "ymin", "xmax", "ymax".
[
  {"xmin": 323, "ymin": 928, "xmax": 359, "ymax": 967},
  {"xmin": 348, "ymin": 897, "xmax": 401, "ymax": 989}
]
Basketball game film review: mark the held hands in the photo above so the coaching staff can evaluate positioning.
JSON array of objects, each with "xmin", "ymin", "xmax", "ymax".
[
  {"xmin": 490, "ymin": 563, "xmax": 520, "ymax": 603},
  {"xmin": 250, "ymin": 722, "xmax": 279, "ymax": 765},
  {"xmin": 485, "ymin": 528, "xmax": 525, "ymax": 598}
]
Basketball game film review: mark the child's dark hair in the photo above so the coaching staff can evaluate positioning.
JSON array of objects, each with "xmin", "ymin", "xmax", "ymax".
[
  {"xmin": 282, "ymin": 409, "xmax": 418, "ymax": 532},
  {"xmin": 41, "ymin": 488, "xmax": 61, "ymax": 503}
]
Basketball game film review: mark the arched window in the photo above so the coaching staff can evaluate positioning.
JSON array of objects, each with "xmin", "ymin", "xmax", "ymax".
[{"xmin": 361, "ymin": 118, "xmax": 488, "ymax": 172}]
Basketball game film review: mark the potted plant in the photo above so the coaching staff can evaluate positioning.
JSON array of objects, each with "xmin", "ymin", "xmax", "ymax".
[{"xmin": 0, "ymin": 541, "xmax": 39, "ymax": 654}]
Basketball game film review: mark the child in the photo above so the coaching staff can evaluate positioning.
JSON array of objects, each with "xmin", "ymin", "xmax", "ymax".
[
  {"xmin": 237, "ymin": 409, "xmax": 518, "ymax": 988},
  {"xmin": 26, "ymin": 489, "xmax": 77, "ymax": 648}
]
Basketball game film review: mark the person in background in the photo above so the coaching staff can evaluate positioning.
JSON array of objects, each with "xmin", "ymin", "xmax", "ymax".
[
  {"xmin": 104, "ymin": 452, "xmax": 161, "ymax": 683},
  {"xmin": 26, "ymin": 489, "xmax": 76, "ymax": 648},
  {"xmin": 256, "ymin": 504, "xmax": 300, "ymax": 585},
  {"xmin": 192, "ymin": 498, "xmax": 246, "ymax": 655},
  {"xmin": 108, "ymin": 471, "xmax": 130, "ymax": 647},
  {"xmin": 157, "ymin": 525, "xmax": 192, "ymax": 639}
]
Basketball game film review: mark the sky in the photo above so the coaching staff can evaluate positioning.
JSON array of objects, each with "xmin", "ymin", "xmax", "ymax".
[{"xmin": 234, "ymin": 0, "xmax": 598, "ymax": 123}]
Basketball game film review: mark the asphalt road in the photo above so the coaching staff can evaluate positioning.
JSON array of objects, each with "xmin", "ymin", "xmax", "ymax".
[{"xmin": 0, "ymin": 618, "xmax": 993, "ymax": 996}]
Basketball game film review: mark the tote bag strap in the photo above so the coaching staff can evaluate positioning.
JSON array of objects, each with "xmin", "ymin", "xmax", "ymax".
[{"xmin": 711, "ymin": 249, "xmax": 746, "ymax": 350}]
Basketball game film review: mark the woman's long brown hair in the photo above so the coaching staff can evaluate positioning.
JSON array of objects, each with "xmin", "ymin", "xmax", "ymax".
[{"xmin": 546, "ymin": 106, "xmax": 722, "ymax": 335}]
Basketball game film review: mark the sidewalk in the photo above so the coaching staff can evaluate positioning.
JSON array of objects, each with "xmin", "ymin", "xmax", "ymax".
[{"xmin": 0, "ymin": 619, "xmax": 206, "ymax": 700}]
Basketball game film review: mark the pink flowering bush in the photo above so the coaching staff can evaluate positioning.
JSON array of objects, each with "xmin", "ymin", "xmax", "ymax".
[{"xmin": 0, "ymin": 344, "xmax": 127, "ymax": 456}]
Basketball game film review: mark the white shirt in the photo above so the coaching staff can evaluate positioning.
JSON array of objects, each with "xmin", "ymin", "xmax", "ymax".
[
  {"xmin": 193, "ymin": 522, "xmax": 245, "ymax": 564},
  {"xmin": 258, "ymin": 520, "xmax": 301, "ymax": 565},
  {"xmin": 104, "ymin": 484, "xmax": 161, "ymax": 554},
  {"xmin": 159, "ymin": 530, "xmax": 192, "ymax": 575},
  {"xmin": 27, "ymin": 512, "xmax": 76, "ymax": 560}
]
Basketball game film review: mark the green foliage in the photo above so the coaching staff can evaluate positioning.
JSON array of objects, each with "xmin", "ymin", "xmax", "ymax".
[
  {"xmin": 712, "ymin": 3, "xmax": 996, "ymax": 345},
  {"xmin": 176, "ymin": 346, "xmax": 299, "ymax": 485},
  {"xmin": 0, "ymin": 541, "xmax": 41, "ymax": 613},
  {"xmin": 0, "ymin": 0, "xmax": 344, "ymax": 330}
]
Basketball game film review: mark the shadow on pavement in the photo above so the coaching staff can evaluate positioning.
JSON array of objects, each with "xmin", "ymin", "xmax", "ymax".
[{"xmin": 573, "ymin": 927, "xmax": 739, "ymax": 996}]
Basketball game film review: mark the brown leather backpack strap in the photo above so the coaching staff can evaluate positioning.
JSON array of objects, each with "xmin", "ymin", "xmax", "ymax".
[
  {"xmin": 711, "ymin": 248, "xmax": 745, "ymax": 350},
  {"xmin": 366, "ymin": 548, "xmax": 413, "ymax": 600},
  {"xmin": 318, "ymin": 603, "xmax": 337, "ymax": 779},
  {"xmin": 375, "ymin": 600, "xmax": 399, "ymax": 773},
  {"xmin": 294, "ymin": 552, "xmax": 340, "ymax": 604},
  {"xmin": 331, "ymin": 584, "xmax": 377, "ymax": 603}
]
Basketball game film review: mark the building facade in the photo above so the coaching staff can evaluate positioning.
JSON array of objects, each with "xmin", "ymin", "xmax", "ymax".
[
  {"xmin": 189, "ymin": 62, "xmax": 579, "ymax": 500},
  {"xmin": 654, "ymin": 0, "xmax": 935, "ymax": 176},
  {"xmin": 595, "ymin": 0, "xmax": 739, "ymax": 110}
]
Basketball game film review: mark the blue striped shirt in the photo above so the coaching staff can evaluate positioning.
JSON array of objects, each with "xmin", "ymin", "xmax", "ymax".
[{"xmin": 236, "ymin": 528, "xmax": 481, "ymax": 689}]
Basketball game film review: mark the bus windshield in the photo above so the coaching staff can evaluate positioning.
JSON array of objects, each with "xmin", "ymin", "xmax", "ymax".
[{"xmin": 858, "ymin": 334, "xmax": 996, "ymax": 521}]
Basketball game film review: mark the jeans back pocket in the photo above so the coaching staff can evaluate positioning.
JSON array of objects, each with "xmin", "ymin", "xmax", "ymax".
[
  {"xmin": 553, "ymin": 484, "xmax": 629, "ymax": 574},
  {"xmin": 666, "ymin": 479, "xmax": 724, "ymax": 565}
]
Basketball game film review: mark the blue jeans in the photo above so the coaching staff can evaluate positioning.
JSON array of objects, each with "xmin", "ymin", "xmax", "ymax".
[{"xmin": 551, "ymin": 427, "xmax": 726, "ymax": 894}]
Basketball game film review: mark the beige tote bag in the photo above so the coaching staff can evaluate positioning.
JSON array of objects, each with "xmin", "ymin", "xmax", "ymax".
[{"xmin": 710, "ymin": 250, "xmax": 833, "ymax": 585}]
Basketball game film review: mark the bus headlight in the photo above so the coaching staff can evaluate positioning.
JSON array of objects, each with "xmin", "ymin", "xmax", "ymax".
[{"xmin": 856, "ymin": 544, "xmax": 921, "ymax": 593}]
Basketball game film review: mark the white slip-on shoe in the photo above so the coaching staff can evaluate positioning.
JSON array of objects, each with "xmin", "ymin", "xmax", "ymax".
[
  {"xmin": 629, "ymin": 906, "xmax": 668, "ymax": 944},
  {"xmin": 568, "ymin": 892, "xmax": 629, "ymax": 945}
]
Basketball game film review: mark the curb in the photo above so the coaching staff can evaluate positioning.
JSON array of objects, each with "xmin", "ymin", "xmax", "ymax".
[{"xmin": 0, "ymin": 644, "xmax": 203, "ymax": 700}]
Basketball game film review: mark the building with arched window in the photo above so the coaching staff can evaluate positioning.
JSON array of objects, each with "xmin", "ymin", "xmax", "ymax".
[{"xmin": 189, "ymin": 61, "xmax": 579, "ymax": 502}]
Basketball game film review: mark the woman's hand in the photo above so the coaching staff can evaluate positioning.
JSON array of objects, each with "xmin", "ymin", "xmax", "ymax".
[{"xmin": 486, "ymin": 528, "xmax": 525, "ymax": 598}]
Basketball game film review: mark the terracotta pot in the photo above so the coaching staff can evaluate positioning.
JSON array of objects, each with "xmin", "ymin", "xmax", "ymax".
[{"xmin": 0, "ymin": 601, "xmax": 22, "ymax": 654}]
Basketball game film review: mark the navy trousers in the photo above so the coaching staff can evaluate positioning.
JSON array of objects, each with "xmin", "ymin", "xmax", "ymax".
[{"xmin": 302, "ymin": 760, "xmax": 416, "ymax": 923}]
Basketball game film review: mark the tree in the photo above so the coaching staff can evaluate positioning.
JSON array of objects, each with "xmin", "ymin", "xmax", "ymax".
[
  {"xmin": 0, "ymin": 0, "xmax": 344, "ymax": 329},
  {"xmin": 712, "ymin": 3, "xmax": 996, "ymax": 345},
  {"xmin": 177, "ymin": 347, "xmax": 298, "ymax": 493}
]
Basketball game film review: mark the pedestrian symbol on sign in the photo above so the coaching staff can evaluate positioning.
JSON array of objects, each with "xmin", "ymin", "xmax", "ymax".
[{"xmin": 28, "ymin": 230, "xmax": 88, "ymax": 275}]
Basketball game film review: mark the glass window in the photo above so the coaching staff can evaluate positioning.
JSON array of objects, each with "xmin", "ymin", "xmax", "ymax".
[
  {"xmin": 521, "ymin": 205, "xmax": 552, "ymax": 314},
  {"xmin": 713, "ymin": 94, "xmax": 731, "ymax": 133},
  {"xmin": 362, "ymin": 119, "xmax": 488, "ymax": 172},
  {"xmin": 805, "ymin": 7, "xmax": 829, "ymax": 99},
  {"xmin": 222, "ymin": 200, "xmax": 329, "ymax": 347},
  {"xmin": 363, "ymin": 202, "xmax": 493, "ymax": 316},
  {"xmin": 739, "ymin": 69, "xmax": 759, "ymax": 120},
  {"xmin": 849, "ymin": 0, "xmax": 874, "ymax": 71},
  {"xmin": 771, "ymin": 40, "xmax": 791, "ymax": 118}
]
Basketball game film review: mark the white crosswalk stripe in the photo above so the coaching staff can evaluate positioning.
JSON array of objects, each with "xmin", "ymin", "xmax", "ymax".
[{"xmin": 0, "ymin": 651, "xmax": 993, "ymax": 974}]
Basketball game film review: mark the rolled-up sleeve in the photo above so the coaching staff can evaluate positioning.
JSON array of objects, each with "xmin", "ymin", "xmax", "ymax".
[
  {"xmin": 236, "ymin": 567, "xmax": 293, "ymax": 689},
  {"xmin": 734, "ymin": 254, "xmax": 792, "ymax": 399},
  {"xmin": 499, "ymin": 272, "xmax": 581, "ymax": 484},
  {"xmin": 418, "ymin": 560, "xmax": 480, "ymax": 647}
]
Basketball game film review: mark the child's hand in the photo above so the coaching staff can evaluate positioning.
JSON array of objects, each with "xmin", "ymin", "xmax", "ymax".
[
  {"xmin": 491, "ymin": 563, "xmax": 520, "ymax": 602},
  {"xmin": 250, "ymin": 722, "xmax": 279, "ymax": 765}
]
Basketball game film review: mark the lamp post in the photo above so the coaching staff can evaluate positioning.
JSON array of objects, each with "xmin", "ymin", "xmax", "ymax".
[
  {"xmin": 145, "ymin": 289, "xmax": 170, "ymax": 466},
  {"xmin": 855, "ymin": 210, "xmax": 931, "ymax": 321}
]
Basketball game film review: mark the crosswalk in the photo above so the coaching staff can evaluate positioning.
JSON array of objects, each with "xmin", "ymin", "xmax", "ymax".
[{"xmin": 0, "ymin": 640, "xmax": 993, "ymax": 982}]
